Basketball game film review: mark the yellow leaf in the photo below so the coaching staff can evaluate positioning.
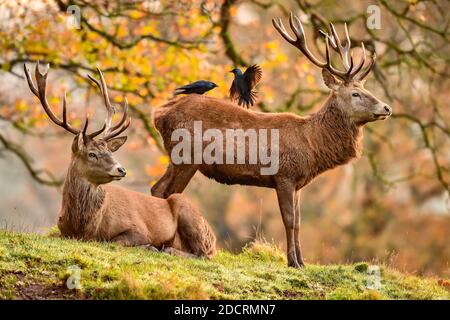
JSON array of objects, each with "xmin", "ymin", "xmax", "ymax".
[
  {"xmin": 15, "ymin": 100, "xmax": 28, "ymax": 112},
  {"xmin": 129, "ymin": 10, "xmax": 143, "ymax": 19},
  {"xmin": 159, "ymin": 155, "xmax": 169, "ymax": 165}
]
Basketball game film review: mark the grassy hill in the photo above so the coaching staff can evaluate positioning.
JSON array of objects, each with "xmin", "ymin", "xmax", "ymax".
[{"xmin": 0, "ymin": 230, "xmax": 448, "ymax": 300}]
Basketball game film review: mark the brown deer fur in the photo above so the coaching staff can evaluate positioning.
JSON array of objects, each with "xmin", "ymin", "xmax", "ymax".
[
  {"xmin": 152, "ymin": 78, "xmax": 390, "ymax": 266},
  {"xmin": 58, "ymin": 137, "xmax": 216, "ymax": 260},
  {"xmin": 151, "ymin": 13, "xmax": 392, "ymax": 267},
  {"xmin": 24, "ymin": 64, "xmax": 216, "ymax": 259}
]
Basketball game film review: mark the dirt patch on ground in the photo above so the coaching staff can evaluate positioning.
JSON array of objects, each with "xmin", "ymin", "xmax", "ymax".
[
  {"xmin": 10, "ymin": 272, "xmax": 87, "ymax": 300},
  {"xmin": 283, "ymin": 290, "xmax": 304, "ymax": 299},
  {"xmin": 16, "ymin": 282, "xmax": 75, "ymax": 300}
]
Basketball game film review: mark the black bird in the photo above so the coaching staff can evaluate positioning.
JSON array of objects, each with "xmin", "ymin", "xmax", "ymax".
[
  {"xmin": 174, "ymin": 80, "xmax": 218, "ymax": 95},
  {"xmin": 229, "ymin": 64, "xmax": 262, "ymax": 108}
]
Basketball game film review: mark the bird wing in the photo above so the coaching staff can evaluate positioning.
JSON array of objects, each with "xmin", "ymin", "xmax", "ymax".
[
  {"xmin": 229, "ymin": 81, "xmax": 239, "ymax": 101},
  {"xmin": 176, "ymin": 81, "xmax": 203, "ymax": 90},
  {"xmin": 243, "ymin": 64, "xmax": 262, "ymax": 88}
]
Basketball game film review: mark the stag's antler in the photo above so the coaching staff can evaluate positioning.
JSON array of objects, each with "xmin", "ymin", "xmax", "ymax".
[
  {"xmin": 24, "ymin": 62, "xmax": 130, "ymax": 140},
  {"xmin": 24, "ymin": 62, "xmax": 80, "ymax": 135},
  {"xmin": 87, "ymin": 68, "xmax": 131, "ymax": 141},
  {"xmin": 272, "ymin": 12, "xmax": 376, "ymax": 81}
]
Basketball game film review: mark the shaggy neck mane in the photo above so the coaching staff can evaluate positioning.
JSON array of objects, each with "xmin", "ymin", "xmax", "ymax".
[
  {"xmin": 308, "ymin": 93, "xmax": 363, "ymax": 175},
  {"xmin": 60, "ymin": 158, "xmax": 105, "ymax": 237}
]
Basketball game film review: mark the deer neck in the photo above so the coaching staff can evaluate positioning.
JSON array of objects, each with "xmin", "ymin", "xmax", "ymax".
[
  {"xmin": 59, "ymin": 158, "xmax": 106, "ymax": 238},
  {"xmin": 308, "ymin": 93, "xmax": 363, "ymax": 173}
]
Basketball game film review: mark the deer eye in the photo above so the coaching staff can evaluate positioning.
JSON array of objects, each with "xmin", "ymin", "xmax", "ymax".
[
  {"xmin": 352, "ymin": 92, "xmax": 360, "ymax": 98},
  {"xmin": 88, "ymin": 152, "xmax": 97, "ymax": 159}
]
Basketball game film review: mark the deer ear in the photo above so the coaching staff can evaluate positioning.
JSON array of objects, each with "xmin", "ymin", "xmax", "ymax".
[
  {"xmin": 71, "ymin": 134, "xmax": 85, "ymax": 153},
  {"xmin": 322, "ymin": 69, "xmax": 341, "ymax": 90},
  {"xmin": 107, "ymin": 136, "xmax": 127, "ymax": 152}
]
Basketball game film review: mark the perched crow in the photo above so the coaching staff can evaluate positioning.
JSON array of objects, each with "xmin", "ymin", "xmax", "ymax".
[
  {"xmin": 174, "ymin": 80, "xmax": 218, "ymax": 95},
  {"xmin": 229, "ymin": 64, "xmax": 262, "ymax": 108}
]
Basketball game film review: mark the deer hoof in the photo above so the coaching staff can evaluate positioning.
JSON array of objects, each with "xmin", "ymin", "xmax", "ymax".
[
  {"xmin": 287, "ymin": 253, "xmax": 304, "ymax": 268},
  {"xmin": 139, "ymin": 244, "xmax": 159, "ymax": 252},
  {"xmin": 162, "ymin": 247, "xmax": 174, "ymax": 254},
  {"xmin": 288, "ymin": 261, "xmax": 304, "ymax": 268}
]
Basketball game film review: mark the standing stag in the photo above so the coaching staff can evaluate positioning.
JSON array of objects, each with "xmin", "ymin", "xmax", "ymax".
[
  {"xmin": 24, "ymin": 63, "xmax": 216, "ymax": 258},
  {"xmin": 151, "ymin": 13, "xmax": 392, "ymax": 268}
]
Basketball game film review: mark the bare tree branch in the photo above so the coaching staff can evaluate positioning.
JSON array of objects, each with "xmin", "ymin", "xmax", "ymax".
[{"xmin": 0, "ymin": 133, "xmax": 63, "ymax": 187}]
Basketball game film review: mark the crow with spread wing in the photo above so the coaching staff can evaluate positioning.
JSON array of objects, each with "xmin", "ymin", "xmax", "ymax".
[
  {"xmin": 229, "ymin": 64, "xmax": 262, "ymax": 108},
  {"xmin": 173, "ymin": 80, "xmax": 218, "ymax": 96}
]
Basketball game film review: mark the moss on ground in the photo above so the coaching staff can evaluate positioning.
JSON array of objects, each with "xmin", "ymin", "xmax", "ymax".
[{"xmin": 0, "ymin": 230, "xmax": 448, "ymax": 300}]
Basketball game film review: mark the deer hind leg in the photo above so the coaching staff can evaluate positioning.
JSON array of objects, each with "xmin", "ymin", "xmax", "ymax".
[
  {"xmin": 276, "ymin": 180, "xmax": 303, "ymax": 268},
  {"xmin": 151, "ymin": 163, "xmax": 175, "ymax": 198},
  {"xmin": 163, "ymin": 165, "xmax": 198, "ymax": 198},
  {"xmin": 167, "ymin": 193, "xmax": 216, "ymax": 259},
  {"xmin": 110, "ymin": 229, "xmax": 154, "ymax": 248},
  {"xmin": 151, "ymin": 164, "xmax": 198, "ymax": 199},
  {"xmin": 162, "ymin": 246, "xmax": 199, "ymax": 259},
  {"xmin": 294, "ymin": 190, "xmax": 305, "ymax": 267}
]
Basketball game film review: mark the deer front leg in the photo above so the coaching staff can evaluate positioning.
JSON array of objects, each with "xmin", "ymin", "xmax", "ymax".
[
  {"xmin": 275, "ymin": 180, "xmax": 302, "ymax": 268},
  {"xmin": 294, "ymin": 190, "xmax": 305, "ymax": 267}
]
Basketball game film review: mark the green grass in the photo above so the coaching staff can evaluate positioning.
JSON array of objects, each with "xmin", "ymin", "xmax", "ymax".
[{"xmin": 0, "ymin": 230, "xmax": 448, "ymax": 300}]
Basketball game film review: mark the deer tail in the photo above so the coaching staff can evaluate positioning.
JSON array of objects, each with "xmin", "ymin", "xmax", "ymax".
[{"xmin": 167, "ymin": 194, "xmax": 217, "ymax": 258}]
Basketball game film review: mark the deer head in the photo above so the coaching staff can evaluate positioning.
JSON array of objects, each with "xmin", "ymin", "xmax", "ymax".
[
  {"xmin": 273, "ymin": 13, "xmax": 392, "ymax": 124},
  {"xmin": 24, "ymin": 63, "xmax": 131, "ymax": 185}
]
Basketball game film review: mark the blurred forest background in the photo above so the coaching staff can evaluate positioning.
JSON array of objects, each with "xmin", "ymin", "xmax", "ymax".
[{"xmin": 0, "ymin": 0, "xmax": 448, "ymax": 277}]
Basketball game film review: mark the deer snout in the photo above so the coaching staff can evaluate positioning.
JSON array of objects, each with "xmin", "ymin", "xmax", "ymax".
[
  {"xmin": 117, "ymin": 167, "xmax": 127, "ymax": 177},
  {"xmin": 373, "ymin": 103, "xmax": 392, "ymax": 120}
]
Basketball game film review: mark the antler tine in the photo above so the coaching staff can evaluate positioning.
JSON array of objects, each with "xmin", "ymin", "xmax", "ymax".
[
  {"xmin": 319, "ymin": 29, "xmax": 337, "ymax": 51},
  {"xmin": 24, "ymin": 62, "xmax": 79, "ymax": 135},
  {"xmin": 288, "ymin": 13, "xmax": 327, "ymax": 68},
  {"xmin": 323, "ymin": 37, "xmax": 349, "ymax": 80},
  {"xmin": 272, "ymin": 13, "xmax": 328, "ymax": 68},
  {"xmin": 356, "ymin": 52, "xmax": 376, "ymax": 81},
  {"xmin": 349, "ymin": 42, "xmax": 366, "ymax": 78},
  {"xmin": 272, "ymin": 17, "xmax": 296, "ymax": 44},
  {"xmin": 273, "ymin": 13, "xmax": 350, "ymax": 80},
  {"xmin": 87, "ymin": 122, "xmax": 107, "ymax": 139},
  {"xmin": 97, "ymin": 68, "xmax": 114, "ymax": 134},
  {"xmin": 273, "ymin": 13, "xmax": 376, "ymax": 81},
  {"xmin": 87, "ymin": 68, "xmax": 130, "ymax": 141},
  {"xmin": 103, "ymin": 98, "xmax": 131, "ymax": 141},
  {"xmin": 87, "ymin": 67, "xmax": 116, "ymax": 138},
  {"xmin": 110, "ymin": 98, "xmax": 128, "ymax": 132},
  {"xmin": 343, "ymin": 23, "xmax": 351, "ymax": 49},
  {"xmin": 87, "ymin": 72, "xmax": 110, "ymax": 128},
  {"xmin": 104, "ymin": 117, "xmax": 131, "ymax": 141},
  {"xmin": 321, "ymin": 23, "xmax": 351, "ymax": 71},
  {"xmin": 346, "ymin": 54, "xmax": 354, "ymax": 78},
  {"xmin": 330, "ymin": 23, "xmax": 351, "ymax": 70},
  {"xmin": 62, "ymin": 91, "xmax": 68, "ymax": 124},
  {"xmin": 82, "ymin": 116, "xmax": 89, "ymax": 137}
]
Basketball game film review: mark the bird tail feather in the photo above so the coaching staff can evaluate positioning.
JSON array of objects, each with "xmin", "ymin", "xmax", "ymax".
[
  {"xmin": 173, "ymin": 88, "xmax": 185, "ymax": 95},
  {"xmin": 250, "ymin": 90, "xmax": 257, "ymax": 105}
]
